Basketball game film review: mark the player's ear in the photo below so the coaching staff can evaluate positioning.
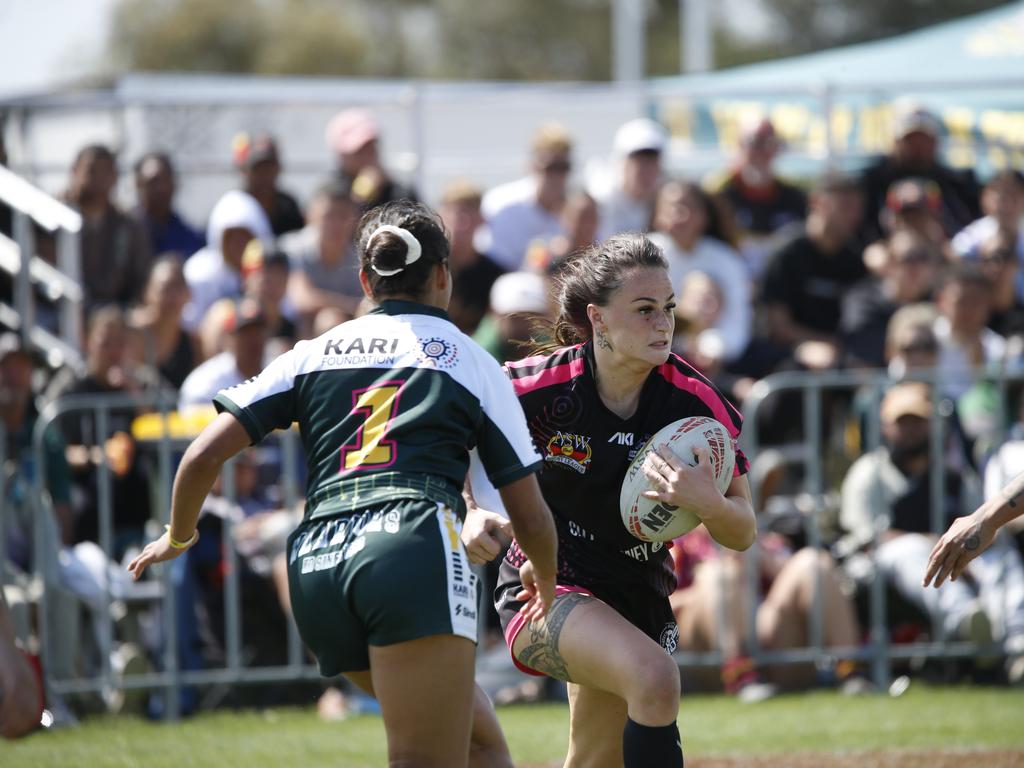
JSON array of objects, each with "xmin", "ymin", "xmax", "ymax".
[
  {"xmin": 358, "ymin": 268, "xmax": 374, "ymax": 300},
  {"xmin": 434, "ymin": 261, "xmax": 450, "ymax": 291},
  {"xmin": 586, "ymin": 303, "xmax": 603, "ymax": 329}
]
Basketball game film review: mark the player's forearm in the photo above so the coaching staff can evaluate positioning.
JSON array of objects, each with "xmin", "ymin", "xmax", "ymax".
[
  {"xmin": 701, "ymin": 495, "xmax": 756, "ymax": 551},
  {"xmin": 984, "ymin": 470, "xmax": 1024, "ymax": 531},
  {"xmin": 167, "ymin": 441, "xmax": 226, "ymax": 541},
  {"xmin": 511, "ymin": 511, "xmax": 558, "ymax": 578}
]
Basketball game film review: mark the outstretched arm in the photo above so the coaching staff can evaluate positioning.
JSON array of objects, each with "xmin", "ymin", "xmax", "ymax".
[
  {"xmin": 924, "ymin": 469, "xmax": 1024, "ymax": 588},
  {"xmin": 128, "ymin": 413, "xmax": 251, "ymax": 580}
]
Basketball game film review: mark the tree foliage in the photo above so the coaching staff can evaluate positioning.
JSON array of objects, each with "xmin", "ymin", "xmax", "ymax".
[
  {"xmin": 105, "ymin": 0, "xmax": 1020, "ymax": 80},
  {"xmin": 108, "ymin": 0, "xmax": 369, "ymax": 76},
  {"xmin": 757, "ymin": 0, "xmax": 1015, "ymax": 57}
]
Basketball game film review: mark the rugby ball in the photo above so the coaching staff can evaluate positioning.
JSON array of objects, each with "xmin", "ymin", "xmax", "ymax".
[{"xmin": 620, "ymin": 416, "xmax": 736, "ymax": 542}]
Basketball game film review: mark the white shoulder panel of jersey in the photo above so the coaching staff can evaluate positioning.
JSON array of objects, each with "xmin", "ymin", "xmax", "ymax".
[
  {"xmin": 218, "ymin": 340, "xmax": 308, "ymax": 409},
  {"xmin": 468, "ymin": 448, "xmax": 509, "ymax": 520}
]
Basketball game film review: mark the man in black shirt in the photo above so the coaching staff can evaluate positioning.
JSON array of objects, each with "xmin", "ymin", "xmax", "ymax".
[
  {"xmin": 234, "ymin": 133, "xmax": 305, "ymax": 238},
  {"xmin": 438, "ymin": 180, "xmax": 505, "ymax": 335},
  {"xmin": 859, "ymin": 104, "xmax": 979, "ymax": 245},
  {"xmin": 761, "ymin": 174, "xmax": 866, "ymax": 368}
]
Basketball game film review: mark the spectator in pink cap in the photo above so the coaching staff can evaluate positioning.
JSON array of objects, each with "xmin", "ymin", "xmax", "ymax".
[{"xmin": 325, "ymin": 108, "xmax": 418, "ymax": 211}]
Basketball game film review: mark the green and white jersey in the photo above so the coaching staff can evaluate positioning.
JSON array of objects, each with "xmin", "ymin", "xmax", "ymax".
[{"xmin": 213, "ymin": 300, "xmax": 542, "ymax": 520}]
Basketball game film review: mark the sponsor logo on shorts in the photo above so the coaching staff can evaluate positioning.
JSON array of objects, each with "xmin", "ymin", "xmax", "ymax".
[
  {"xmin": 659, "ymin": 622, "xmax": 679, "ymax": 655},
  {"xmin": 544, "ymin": 431, "xmax": 592, "ymax": 474},
  {"xmin": 454, "ymin": 604, "xmax": 477, "ymax": 621}
]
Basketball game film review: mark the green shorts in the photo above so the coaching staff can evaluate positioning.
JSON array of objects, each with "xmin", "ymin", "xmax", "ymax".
[{"xmin": 286, "ymin": 498, "xmax": 479, "ymax": 677}]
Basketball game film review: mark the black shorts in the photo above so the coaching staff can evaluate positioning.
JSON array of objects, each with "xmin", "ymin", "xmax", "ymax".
[{"xmin": 493, "ymin": 555, "xmax": 678, "ymax": 677}]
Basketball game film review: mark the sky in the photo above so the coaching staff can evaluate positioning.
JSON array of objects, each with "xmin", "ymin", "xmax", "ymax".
[
  {"xmin": 0, "ymin": 0, "xmax": 119, "ymax": 97},
  {"xmin": 0, "ymin": 0, "xmax": 775, "ymax": 99}
]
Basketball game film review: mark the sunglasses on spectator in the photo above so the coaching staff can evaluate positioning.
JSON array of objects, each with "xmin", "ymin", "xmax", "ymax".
[{"xmin": 540, "ymin": 160, "xmax": 572, "ymax": 174}]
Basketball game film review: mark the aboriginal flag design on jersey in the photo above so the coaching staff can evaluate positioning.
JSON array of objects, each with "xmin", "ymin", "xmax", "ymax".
[{"xmin": 501, "ymin": 342, "xmax": 749, "ymax": 599}]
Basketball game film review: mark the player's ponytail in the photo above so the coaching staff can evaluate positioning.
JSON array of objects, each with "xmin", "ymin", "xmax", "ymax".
[
  {"xmin": 357, "ymin": 200, "xmax": 449, "ymax": 298},
  {"xmin": 533, "ymin": 233, "xmax": 667, "ymax": 352}
]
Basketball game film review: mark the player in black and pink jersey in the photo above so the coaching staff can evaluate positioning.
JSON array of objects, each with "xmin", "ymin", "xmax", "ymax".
[{"xmin": 466, "ymin": 233, "xmax": 756, "ymax": 768}]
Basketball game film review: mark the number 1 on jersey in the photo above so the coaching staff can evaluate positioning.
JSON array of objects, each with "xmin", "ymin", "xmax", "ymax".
[{"xmin": 341, "ymin": 382, "xmax": 402, "ymax": 471}]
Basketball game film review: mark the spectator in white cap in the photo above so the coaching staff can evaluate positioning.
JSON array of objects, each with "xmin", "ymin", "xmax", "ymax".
[
  {"xmin": 473, "ymin": 271, "xmax": 552, "ymax": 362},
  {"xmin": 482, "ymin": 123, "xmax": 573, "ymax": 272},
  {"xmin": 591, "ymin": 117, "xmax": 667, "ymax": 242},
  {"xmin": 859, "ymin": 102, "xmax": 980, "ymax": 245},
  {"xmin": 325, "ymin": 107, "xmax": 418, "ymax": 212}
]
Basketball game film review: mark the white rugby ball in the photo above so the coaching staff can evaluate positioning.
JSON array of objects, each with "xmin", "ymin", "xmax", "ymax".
[{"xmin": 620, "ymin": 416, "xmax": 736, "ymax": 542}]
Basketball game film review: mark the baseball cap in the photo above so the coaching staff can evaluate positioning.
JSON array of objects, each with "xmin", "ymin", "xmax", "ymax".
[
  {"xmin": 241, "ymin": 240, "xmax": 290, "ymax": 279},
  {"xmin": 880, "ymin": 382, "xmax": 933, "ymax": 424},
  {"xmin": 893, "ymin": 104, "xmax": 941, "ymax": 140},
  {"xmin": 613, "ymin": 118, "xmax": 667, "ymax": 157},
  {"xmin": 326, "ymin": 108, "xmax": 380, "ymax": 156},
  {"xmin": 221, "ymin": 298, "xmax": 267, "ymax": 334},
  {"xmin": 490, "ymin": 272, "xmax": 549, "ymax": 316},
  {"xmin": 232, "ymin": 133, "xmax": 279, "ymax": 168}
]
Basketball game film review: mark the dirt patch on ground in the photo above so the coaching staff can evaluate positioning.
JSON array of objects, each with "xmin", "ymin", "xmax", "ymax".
[{"xmin": 524, "ymin": 749, "xmax": 1024, "ymax": 767}]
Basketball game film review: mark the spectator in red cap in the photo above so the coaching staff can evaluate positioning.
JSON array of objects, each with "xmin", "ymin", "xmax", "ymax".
[
  {"xmin": 241, "ymin": 241, "xmax": 297, "ymax": 346},
  {"xmin": 709, "ymin": 116, "xmax": 807, "ymax": 279},
  {"xmin": 233, "ymin": 132, "xmax": 305, "ymax": 237},
  {"xmin": 324, "ymin": 108, "xmax": 417, "ymax": 212},
  {"xmin": 859, "ymin": 103, "xmax": 980, "ymax": 245}
]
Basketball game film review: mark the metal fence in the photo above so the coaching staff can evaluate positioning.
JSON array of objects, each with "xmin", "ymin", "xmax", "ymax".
[{"xmin": 3, "ymin": 368, "xmax": 1022, "ymax": 715}]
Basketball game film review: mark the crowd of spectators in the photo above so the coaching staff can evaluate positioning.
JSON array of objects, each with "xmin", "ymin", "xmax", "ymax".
[{"xmin": 2, "ymin": 101, "xmax": 1024, "ymax": 723}]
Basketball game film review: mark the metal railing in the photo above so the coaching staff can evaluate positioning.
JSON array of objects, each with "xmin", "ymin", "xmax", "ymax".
[
  {"xmin": 0, "ymin": 163, "xmax": 84, "ymax": 372},
  {"xmin": 673, "ymin": 365, "xmax": 1024, "ymax": 690},
  {"xmin": 14, "ymin": 389, "xmax": 316, "ymax": 719},
  {"xmin": 4, "ymin": 368, "xmax": 1023, "ymax": 713}
]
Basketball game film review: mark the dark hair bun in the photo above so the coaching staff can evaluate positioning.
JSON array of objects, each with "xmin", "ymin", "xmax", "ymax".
[{"xmin": 367, "ymin": 229, "xmax": 411, "ymax": 275}]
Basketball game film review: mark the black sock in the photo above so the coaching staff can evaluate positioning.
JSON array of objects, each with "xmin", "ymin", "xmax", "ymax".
[{"xmin": 622, "ymin": 717, "xmax": 683, "ymax": 767}]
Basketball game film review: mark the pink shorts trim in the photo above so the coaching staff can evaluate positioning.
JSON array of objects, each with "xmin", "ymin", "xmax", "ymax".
[{"xmin": 503, "ymin": 585, "xmax": 595, "ymax": 677}]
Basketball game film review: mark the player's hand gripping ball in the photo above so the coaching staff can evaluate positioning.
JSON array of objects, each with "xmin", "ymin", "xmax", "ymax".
[{"xmin": 620, "ymin": 416, "xmax": 735, "ymax": 542}]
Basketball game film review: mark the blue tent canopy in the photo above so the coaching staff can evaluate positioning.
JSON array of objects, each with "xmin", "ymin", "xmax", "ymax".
[{"xmin": 649, "ymin": 3, "xmax": 1024, "ymax": 175}]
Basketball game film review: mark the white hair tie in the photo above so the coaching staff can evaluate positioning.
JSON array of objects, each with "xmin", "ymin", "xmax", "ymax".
[{"xmin": 367, "ymin": 224, "xmax": 422, "ymax": 276}]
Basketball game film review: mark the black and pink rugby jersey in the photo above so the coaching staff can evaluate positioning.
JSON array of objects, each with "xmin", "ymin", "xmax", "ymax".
[{"xmin": 503, "ymin": 342, "xmax": 750, "ymax": 598}]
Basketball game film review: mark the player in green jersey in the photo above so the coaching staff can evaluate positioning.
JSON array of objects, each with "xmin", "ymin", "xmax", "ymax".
[{"xmin": 130, "ymin": 200, "xmax": 558, "ymax": 767}]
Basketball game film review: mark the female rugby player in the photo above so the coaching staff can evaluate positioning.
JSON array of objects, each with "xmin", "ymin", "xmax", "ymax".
[
  {"xmin": 130, "ymin": 200, "xmax": 558, "ymax": 768},
  {"xmin": 469, "ymin": 233, "xmax": 756, "ymax": 767}
]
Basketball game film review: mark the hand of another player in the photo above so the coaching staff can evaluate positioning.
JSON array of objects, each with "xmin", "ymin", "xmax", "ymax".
[
  {"xmin": 641, "ymin": 443, "xmax": 725, "ymax": 521},
  {"xmin": 461, "ymin": 507, "xmax": 513, "ymax": 565},
  {"xmin": 516, "ymin": 559, "xmax": 555, "ymax": 623},
  {"xmin": 127, "ymin": 529, "xmax": 199, "ymax": 581},
  {"xmin": 923, "ymin": 513, "xmax": 994, "ymax": 588}
]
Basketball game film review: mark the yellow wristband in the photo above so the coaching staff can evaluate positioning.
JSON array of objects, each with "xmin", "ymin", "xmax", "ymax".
[{"xmin": 165, "ymin": 525, "xmax": 197, "ymax": 549}]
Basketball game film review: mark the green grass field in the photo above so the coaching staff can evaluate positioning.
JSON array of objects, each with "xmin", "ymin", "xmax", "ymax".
[{"xmin": 1, "ymin": 686, "xmax": 1022, "ymax": 767}]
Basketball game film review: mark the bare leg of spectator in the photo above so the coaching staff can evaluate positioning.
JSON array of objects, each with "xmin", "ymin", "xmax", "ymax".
[{"xmin": 757, "ymin": 547, "xmax": 861, "ymax": 689}]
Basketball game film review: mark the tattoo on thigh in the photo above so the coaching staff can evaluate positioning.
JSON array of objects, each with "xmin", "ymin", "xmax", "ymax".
[{"xmin": 517, "ymin": 593, "xmax": 589, "ymax": 682}]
